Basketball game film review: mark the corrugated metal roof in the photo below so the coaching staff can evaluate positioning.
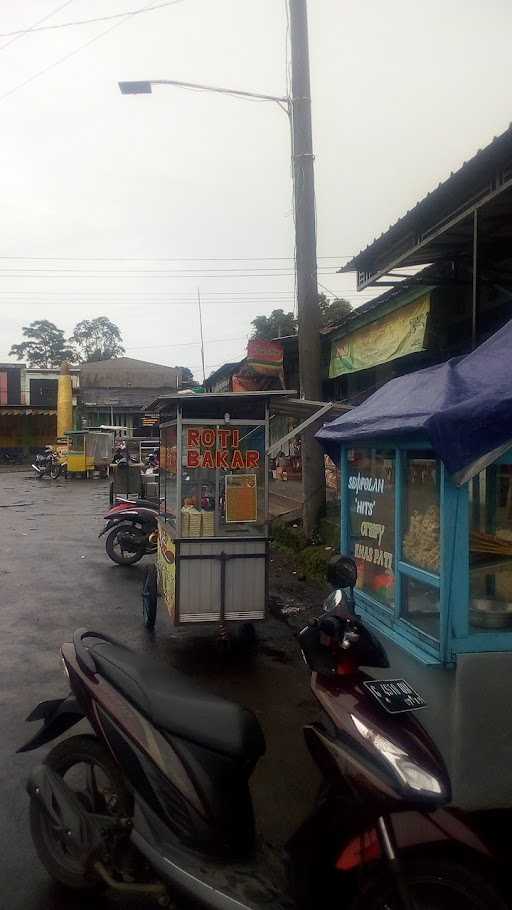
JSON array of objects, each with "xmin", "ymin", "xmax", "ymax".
[{"xmin": 341, "ymin": 122, "xmax": 512, "ymax": 276}]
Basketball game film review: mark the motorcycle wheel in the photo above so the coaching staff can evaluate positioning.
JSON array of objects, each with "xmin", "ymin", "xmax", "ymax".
[
  {"xmin": 30, "ymin": 734, "xmax": 132, "ymax": 890},
  {"xmin": 351, "ymin": 857, "xmax": 507, "ymax": 909},
  {"xmin": 50, "ymin": 464, "xmax": 61, "ymax": 480},
  {"xmin": 105, "ymin": 523, "xmax": 145, "ymax": 565},
  {"xmin": 142, "ymin": 563, "xmax": 158, "ymax": 629}
]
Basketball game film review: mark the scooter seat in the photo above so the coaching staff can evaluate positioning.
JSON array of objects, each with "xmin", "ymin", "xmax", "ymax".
[{"xmin": 89, "ymin": 641, "xmax": 265, "ymax": 766}]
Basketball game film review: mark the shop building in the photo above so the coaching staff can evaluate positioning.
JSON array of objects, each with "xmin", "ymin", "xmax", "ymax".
[
  {"xmin": 0, "ymin": 364, "xmax": 79, "ymax": 458},
  {"xmin": 317, "ymin": 122, "xmax": 512, "ymax": 810},
  {"xmin": 78, "ymin": 357, "xmax": 183, "ymax": 435}
]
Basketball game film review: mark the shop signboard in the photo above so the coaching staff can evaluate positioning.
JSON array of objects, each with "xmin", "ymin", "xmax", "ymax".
[
  {"xmin": 348, "ymin": 449, "xmax": 395, "ymax": 606},
  {"xmin": 225, "ymin": 474, "xmax": 258, "ymax": 523},
  {"xmin": 329, "ymin": 293, "xmax": 431, "ymax": 378}
]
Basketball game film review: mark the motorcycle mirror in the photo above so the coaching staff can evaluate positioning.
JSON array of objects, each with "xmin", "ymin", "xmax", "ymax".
[{"xmin": 327, "ymin": 554, "xmax": 357, "ymax": 590}]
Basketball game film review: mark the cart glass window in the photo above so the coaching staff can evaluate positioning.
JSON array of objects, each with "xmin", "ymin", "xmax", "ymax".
[
  {"xmin": 401, "ymin": 576, "xmax": 441, "ymax": 640},
  {"xmin": 402, "ymin": 453, "xmax": 440, "ymax": 575},
  {"xmin": 470, "ymin": 465, "xmax": 512, "ymax": 632},
  {"xmin": 160, "ymin": 425, "xmax": 177, "ymax": 529},
  {"xmin": 347, "ymin": 448, "xmax": 395, "ymax": 608},
  {"xmin": 181, "ymin": 423, "xmax": 266, "ymax": 538}
]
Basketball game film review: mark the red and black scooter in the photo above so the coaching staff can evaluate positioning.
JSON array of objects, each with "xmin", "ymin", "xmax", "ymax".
[
  {"xmin": 99, "ymin": 497, "xmax": 159, "ymax": 565},
  {"xmin": 19, "ymin": 557, "xmax": 507, "ymax": 909}
]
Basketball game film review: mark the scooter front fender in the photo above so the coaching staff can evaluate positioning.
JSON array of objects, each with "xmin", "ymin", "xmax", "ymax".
[{"xmin": 17, "ymin": 694, "xmax": 85, "ymax": 753}]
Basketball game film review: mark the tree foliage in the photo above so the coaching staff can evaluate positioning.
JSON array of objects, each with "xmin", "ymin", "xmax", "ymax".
[
  {"xmin": 318, "ymin": 293, "xmax": 352, "ymax": 326},
  {"xmin": 70, "ymin": 317, "xmax": 125, "ymax": 362},
  {"xmin": 251, "ymin": 309, "xmax": 297, "ymax": 340},
  {"xmin": 9, "ymin": 320, "xmax": 75, "ymax": 368}
]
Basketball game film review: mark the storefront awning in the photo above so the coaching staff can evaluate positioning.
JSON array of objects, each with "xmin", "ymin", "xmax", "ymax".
[
  {"xmin": 317, "ymin": 318, "xmax": 512, "ymax": 484},
  {"xmin": 267, "ymin": 398, "xmax": 350, "ymax": 456}
]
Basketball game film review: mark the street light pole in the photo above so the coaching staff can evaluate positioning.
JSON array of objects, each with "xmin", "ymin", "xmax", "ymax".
[
  {"xmin": 119, "ymin": 0, "xmax": 325, "ymax": 536},
  {"xmin": 288, "ymin": 0, "xmax": 324, "ymax": 538}
]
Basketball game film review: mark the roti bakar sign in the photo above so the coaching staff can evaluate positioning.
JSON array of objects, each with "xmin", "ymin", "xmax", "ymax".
[{"xmin": 186, "ymin": 428, "xmax": 260, "ymax": 470}]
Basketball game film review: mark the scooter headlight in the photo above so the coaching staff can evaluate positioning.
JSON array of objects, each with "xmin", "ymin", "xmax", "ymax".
[
  {"xmin": 351, "ymin": 714, "xmax": 442, "ymax": 796},
  {"xmin": 322, "ymin": 589, "xmax": 343, "ymax": 612}
]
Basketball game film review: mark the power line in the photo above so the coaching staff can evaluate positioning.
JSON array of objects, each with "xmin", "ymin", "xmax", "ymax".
[
  {"xmin": 0, "ymin": 1, "xmax": 187, "ymax": 38},
  {"xmin": 0, "ymin": 0, "xmax": 159, "ymax": 105},
  {"xmin": 0, "ymin": 254, "xmax": 352, "ymax": 261},
  {"xmin": 0, "ymin": 265, "xmax": 344, "ymax": 273},
  {"xmin": 0, "ymin": 0, "xmax": 75, "ymax": 52},
  {"xmin": 124, "ymin": 334, "xmax": 246, "ymax": 351}
]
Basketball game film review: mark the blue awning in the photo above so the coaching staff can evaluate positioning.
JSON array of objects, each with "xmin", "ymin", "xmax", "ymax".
[{"xmin": 317, "ymin": 319, "xmax": 512, "ymax": 483}]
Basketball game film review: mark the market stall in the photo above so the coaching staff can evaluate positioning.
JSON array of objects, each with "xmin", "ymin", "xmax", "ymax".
[
  {"xmin": 153, "ymin": 392, "xmax": 292, "ymax": 630},
  {"xmin": 109, "ymin": 437, "xmax": 146, "ymax": 501},
  {"xmin": 317, "ymin": 320, "xmax": 512, "ymax": 809},
  {"xmin": 65, "ymin": 430, "xmax": 114, "ymax": 477}
]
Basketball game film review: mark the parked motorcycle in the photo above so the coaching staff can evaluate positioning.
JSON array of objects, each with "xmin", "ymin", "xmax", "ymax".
[
  {"xmin": 99, "ymin": 498, "xmax": 158, "ymax": 565},
  {"xmin": 19, "ymin": 556, "xmax": 508, "ymax": 909},
  {"xmin": 32, "ymin": 446, "xmax": 67, "ymax": 481}
]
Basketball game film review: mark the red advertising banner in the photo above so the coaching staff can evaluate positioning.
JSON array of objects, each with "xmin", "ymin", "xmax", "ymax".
[{"xmin": 246, "ymin": 339, "xmax": 283, "ymax": 377}]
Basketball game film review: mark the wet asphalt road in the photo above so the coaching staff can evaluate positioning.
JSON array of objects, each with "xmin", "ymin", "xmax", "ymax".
[{"xmin": 0, "ymin": 472, "xmax": 320, "ymax": 910}]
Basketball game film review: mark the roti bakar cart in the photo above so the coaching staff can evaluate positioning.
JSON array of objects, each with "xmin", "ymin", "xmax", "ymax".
[{"xmin": 143, "ymin": 391, "xmax": 292, "ymax": 639}]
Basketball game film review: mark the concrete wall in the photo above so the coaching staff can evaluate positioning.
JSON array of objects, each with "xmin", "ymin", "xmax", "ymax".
[{"xmin": 371, "ymin": 634, "xmax": 512, "ymax": 810}]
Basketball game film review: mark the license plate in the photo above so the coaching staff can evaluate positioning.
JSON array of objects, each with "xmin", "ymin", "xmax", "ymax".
[{"xmin": 363, "ymin": 679, "xmax": 427, "ymax": 714}]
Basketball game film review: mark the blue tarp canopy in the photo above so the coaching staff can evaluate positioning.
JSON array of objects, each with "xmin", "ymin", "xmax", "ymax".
[{"xmin": 317, "ymin": 319, "xmax": 512, "ymax": 483}]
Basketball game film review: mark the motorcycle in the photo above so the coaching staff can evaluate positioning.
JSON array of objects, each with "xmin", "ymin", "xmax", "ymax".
[
  {"xmin": 32, "ymin": 446, "xmax": 67, "ymax": 481},
  {"xmin": 99, "ymin": 498, "xmax": 158, "ymax": 565},
  {"xmin": 18, "ymin": 555, "xmax": 508, "ymax": 909}
]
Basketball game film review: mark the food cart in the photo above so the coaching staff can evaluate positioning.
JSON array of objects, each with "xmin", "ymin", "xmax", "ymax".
[
  {"xmin": 152, "ymin": 392, "xmax": 291, "ymax": 634},
  {"xmin": 317, "ymin": 320, "xmax": 512, "ymax": 810},
  {"xmin": 109, "ymin": 437, "xmax": 147, "ymax": 502},
  {"xmin": 65, "ymin": 430, "xmax": 114, "ymax": 477}
]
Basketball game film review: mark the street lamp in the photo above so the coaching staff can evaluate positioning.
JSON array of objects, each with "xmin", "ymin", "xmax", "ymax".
[
  {"xmin": 118, "ymin": 2, "xmax": 324, "ymax": 539},
  {"xmin": 118, "ymin": 79, "xmax": 289, "ymax": 111}
]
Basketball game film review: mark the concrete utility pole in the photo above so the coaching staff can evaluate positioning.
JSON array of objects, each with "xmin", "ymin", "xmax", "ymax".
[{"xmin": 289, "ymin": 0, "xmax": 325, "ymax": 538}]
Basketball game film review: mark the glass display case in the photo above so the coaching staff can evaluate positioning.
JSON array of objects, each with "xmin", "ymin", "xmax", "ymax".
[
  {"xmin": 340, "ymin": 443, "xmax": 512, "ymax": 665},
  {"xmin": 156, "ymin": 393, "xmax": 282, "ymax": 627}
]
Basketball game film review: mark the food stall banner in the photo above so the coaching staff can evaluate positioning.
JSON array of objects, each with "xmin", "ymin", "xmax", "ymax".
[
  {"xmin": 318, "ymin": 318, "xmax": 512, "ymax": 484},
  {"xmin": 232, "ymin": 374, "xmax": 262, "ymax": 393},
  {"xmin": 329, "ymin": 294, "xmax": 430, "ymax": 378},
  {"xmin": 246, "ymin": 339, "xmax": 284, "ymax": 379}
]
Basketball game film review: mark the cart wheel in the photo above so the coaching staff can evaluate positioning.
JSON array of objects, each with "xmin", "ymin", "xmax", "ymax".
[{"xmin": 142, "ymin": 564, "xmax": 158, "ymax": 630}]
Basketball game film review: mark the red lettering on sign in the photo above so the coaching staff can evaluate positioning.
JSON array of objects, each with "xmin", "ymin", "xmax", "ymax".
[
  {"xmin": 246, "ymin": 450, "xmax": 260, "ymax": 468},
  {"xmin": 202, "ymin": 428, "xmax": 216, "ymax": 447},
  {"xmin": 216, "ymin": 449, "xmax": 229, "ymax": 469},
  {"xmin": 218, "ymin": 429, "xmax": 230, "ymax": 449},
  {"xmin": 188, "ymin": 429, "xmax": 200, "ymax": 447},
  {"xmin": 231, "ymin": 449, "xmax": 245, "ymax": 470},
  {"xmin": 231, "ymin": 429, "xmax": 240, "ymax": 447},
  {"xmin": 187, "ymin": 450, "xmax": 200, "ymax": 468},
  {"xmin": 203, "ymin": 450, "xmax": 215, "ymax": 469}
]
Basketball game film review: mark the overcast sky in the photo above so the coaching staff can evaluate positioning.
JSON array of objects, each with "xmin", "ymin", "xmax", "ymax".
[{"xmin": 1, "ymin": 0, "xmax": 512, "ymax": 379}]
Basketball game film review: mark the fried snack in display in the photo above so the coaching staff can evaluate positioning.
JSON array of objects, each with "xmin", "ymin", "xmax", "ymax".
[{"xmin": 403, "ymin": 505, "xmax": 440, "ymax": 573}]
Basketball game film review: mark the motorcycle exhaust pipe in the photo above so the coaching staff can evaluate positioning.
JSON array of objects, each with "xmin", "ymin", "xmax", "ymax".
[
  {"xmin": 93, "ymin": 861, "xmax": 169, "ymax": 904},
  {"xmin": 131, "ymin": 831, "xmax": 255, "ymax": 910},
  {"xmin": 31, "ymin": 465, "xmax": 43, "ymax": 474}
]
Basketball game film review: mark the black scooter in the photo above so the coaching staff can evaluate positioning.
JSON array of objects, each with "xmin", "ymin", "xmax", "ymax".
[{"xmin": 19, "ymin": 557, "xmax": 507, "ymax": 909}]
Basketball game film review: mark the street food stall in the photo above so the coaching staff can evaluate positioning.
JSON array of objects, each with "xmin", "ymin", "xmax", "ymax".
[
  {"xmin": 109, "ymin": 437, "xmax": 146, "ymax": 501},
  {"xmin": 153, "ymin": 392, "xmax": 295, "ymax": 631},
  {"xmin": 65, "ymin": 430, "xmax": 114, "ymax": 477},
  {"xmin": 317, "ymin": 320, "xmax": 512, "ymax": 810}
]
